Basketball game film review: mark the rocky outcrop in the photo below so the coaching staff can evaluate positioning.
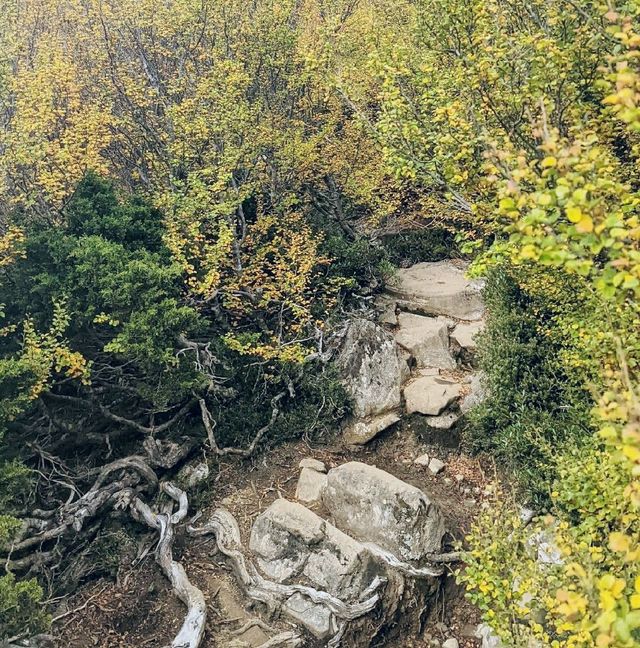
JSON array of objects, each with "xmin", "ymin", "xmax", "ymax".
[
  {"xmin": 337, "ymin": 260, "xmax": 487, "ymax": 446},
  {"xmin": 323, "ymin": 462, "xmax": 445, "ymax": 561},
  {"xmin": 336, "ymin": 319, "xmax": 405, "ymax": 445},
  {"xmin": 250, "ymin": 499, "xmax": 382, "ymax": 638},
  {"xmin": 388, "ymin": 261, "xmax": 485, "ymax": 321},
  {"xmin": 336, "ymin": 319, "xmax": 403, "ymax": 418}
]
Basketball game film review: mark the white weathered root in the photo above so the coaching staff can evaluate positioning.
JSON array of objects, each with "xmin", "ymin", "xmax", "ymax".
[
  {"xmin": 131, "ymin": 482, "xmax": 207, "ymax": 648},
  {"xmin": 188, "ymin": 508, "xmax": 385, "ymax": 645},
  {"xmin": 362, "ymin": 542, "xmax": 444, "ymax": 578},
  {"xmin": 255, "ymin": 632, "xmax": 304, "ymax": 648}
]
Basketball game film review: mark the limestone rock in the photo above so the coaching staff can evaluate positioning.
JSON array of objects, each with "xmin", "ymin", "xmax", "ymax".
[
  {"xmin": 299, "ymin": 458, "xmax": 326, "ymax": 473},
  {"xmin": 424, "ymin": 410, "xmax": 460, "ymax": 430},
  {"xmin": 323, "ymin": 462, "xmax": 445, "ymax": 561},
  {"xmin": 388, "ymin": 261, "xmax": 485, "ymax": 321},
  {"xmin": 476, "ymin": 624, "xmax": 502, "ymax": 648},
  {"xmin": 249, "ymin": 499, "xmax": 378, "ymax": 600},
  {"xmin": 452, "ymin": 321, "xmax": 484, "ymax": 351},
  {"xmin": 459, "ymin": 372, "xmax": 486, "ymax": 414},
  {"xmin": 414, "ymin": 453, "xmax": 431, "ymax": 466},
  {"xmin": 395, "ymin": 313, "xmax": 456, "ymax": 369},
  {"xmin": 336, "ymin": 318, "xmax": 403, "ymax": 418},
  {"xmin": 428, "ymin": 458, "xmax": 445, "ymax": 475},
  {"xmin": 404, "ymin": 372, "xmax": 462, "ymax": 416},
  {"xmin": 295, "ymin": 467, "xmax": 327, "ymax": 504},
  {"xmin": 442, "ymin": 640, "xmax": 459, "ymax": 648},
  {"xmin": 343, "ymin": 411, "xmax": 401, "ymax": 446},
  {"xmin": 283, "ymin": 592, "xmax": 332, "ymax": 638}
]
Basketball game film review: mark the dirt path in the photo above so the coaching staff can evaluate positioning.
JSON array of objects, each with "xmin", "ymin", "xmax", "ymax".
[{"xmin": 55, "ymin": 422, "xmax": 492, "ymax": 648}]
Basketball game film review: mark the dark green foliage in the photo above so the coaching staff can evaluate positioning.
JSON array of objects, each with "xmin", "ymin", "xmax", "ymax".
[
  {"xmin": 320, "ymin": 233, "xmax": 391, "ymax": 294},
  {"xmin": 465, "ymin": 269, "xmax": 593, "ymax": 501},
  {"xmin": 66, "ymin": 172, "xmax": 166, "ymax": 252},
  {"xmin": 382, "ymin": 228, "xmax": 459, "ymax": 267}
]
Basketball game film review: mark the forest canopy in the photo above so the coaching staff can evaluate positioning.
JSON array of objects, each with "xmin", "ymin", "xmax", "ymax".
[{"xmin": 0, "ymin": 1, "xmax": 639, "ymax": 647}]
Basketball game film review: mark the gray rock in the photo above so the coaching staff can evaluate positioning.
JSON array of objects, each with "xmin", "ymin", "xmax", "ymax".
[
  {"xmin": 442, "ymin": 639, "xmax": 459, "ymax": 648},
  {"xmin": 404, "ymin": 372, "xmax": 462, "ymax": 416},
  {"xmin": 323, "ymin": 462, "xmax": 445, "ymax": 561},
  {"xmin": 388, "ymin": 261, "xmax": 485, "ymax": 321},
  {"xmin": 452, "ymin": 321, "xmax": 484, "ymax": 351},
  {"xmin": 428, "ymin": 458, "xmax": 445, "ymax": 475},
  {"xmin": 336, "ymin": 319, "xmax": 403, "ymax": 418},
  {"xmin": 249, "ymin": 499, "xmax": 378, "ymax": 601},
  {"xmin": 476, "ymin": 624, "xmax": 502, "ymax": 648},
  {"xmin": 424, "ymin": 410, "xmax": 460, "ymax": 430},
  {"xmin": 295, "ymin": 467, "xmax": 327, "ymax": 504},
  {"xmin": 343, "ymin": 411, "xmax": 401, "ymax": 446},
  {"xmin": 395, "ymin": 313, "xmax": 456, "ymax": 369},
  {"xmin": 283, "ymin": 592, "xmax": 332, "ymax": 638},
  {"xmin": 299, "ymin": 458, "xmax": 326, "ymax": 473},
  {"xmin": 459, "ymin": 372, "xmax": 487, "ymax": 414},
  {"xmin": 414, "ymin": 453, "xmax": 431, "ymax": 466}
]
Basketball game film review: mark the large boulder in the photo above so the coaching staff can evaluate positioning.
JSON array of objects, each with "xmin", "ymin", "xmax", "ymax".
[
  {"xmin": 388, "ymin": 261, "xmax": 485, "ymax": 321},
  {"xmin": 395, "ymin": 312, "xmax": 456, "ymax": 369},
  {"xmin": 323, "ymin": 462, "xmax": 445, "ymax": 562},
  {"xmin": 249, "ymin": 499, "xmax": 382, "ymax": 637},
  {"xmin": 336, "ymin": 319, "xmax": 403, "ymax": 418}
]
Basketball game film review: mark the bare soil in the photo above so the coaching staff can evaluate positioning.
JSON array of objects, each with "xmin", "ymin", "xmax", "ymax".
[{"xmin": 55, "ymin": 420, "xmax": 495, "ymax": 648}]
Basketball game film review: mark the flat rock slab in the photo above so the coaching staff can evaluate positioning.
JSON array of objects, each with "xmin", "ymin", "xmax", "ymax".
[
  {"xmin": 343, "ymin": 411, "xmax": 401, "ymax": 445},
  {"xmin": 452, "ymin": 321, "xmax": 484, "ymax": 351},
  {"xmin": 323, "ymin": 462, "xmax": 445, "ymax": 561},
  {"xmin": 388, "ymin": 261, "xmax": 485, "ymax": 321},
  {"xmin": 395, "ymin": 312, "xmax": 456, "ymax": 369},
  {"xmin": 336, "ymin": 318, "xmax": 403, "ymax": 418},
  {"xmin": 404, "ymin": 372, "xmax": 462, "ymax": 416}
]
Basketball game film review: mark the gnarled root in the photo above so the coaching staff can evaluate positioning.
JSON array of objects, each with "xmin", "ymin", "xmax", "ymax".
[
  {"xmin": 130, "ymin": 482, "xmax": 207, "ymax": 648},
  {"xmin": 188, "ymin": 508, "xmax": 385, "ymax": 646}
]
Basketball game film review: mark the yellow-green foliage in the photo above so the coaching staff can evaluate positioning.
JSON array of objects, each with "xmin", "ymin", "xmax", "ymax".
[{"xmin": 350, "ymin": 1, "xmax": 640, "ymax": 646}]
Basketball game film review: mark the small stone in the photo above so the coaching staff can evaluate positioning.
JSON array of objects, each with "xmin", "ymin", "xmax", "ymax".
[
  {"xmin": 435, "ymin": 622, "xmax": 448, "ymax": 633},
  {"xmin": 442, "ymin": 640, "xmax": 459, "ymax": 648},
  {"xmin": 414, "ymin": 453, "xmax": 431, "ymax": 466},
  {"xmin": 443, "ymin": 478, "xmax": 452, "ymax": 485},
  {"xmin": 428, "ymin": 458, "xmax": 445, "ymax": 475},
  {"xmin": 455, "ymin": 474, "xmax": 464, "ymax": 482},
  {"xmin": 299, "ymin": 458, "xmax": 326, "ymax": 473},
  {"xmin": 295, "ymin": 467, "xmax": 327, "ymax": 504}
]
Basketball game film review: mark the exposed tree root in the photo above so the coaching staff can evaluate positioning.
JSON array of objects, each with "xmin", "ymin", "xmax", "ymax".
[
  {"xmin": 130, "ymin": 482, "xmax": 207, "ymax": 648},
  {"xmin": 362, "ymin": 543, "xmax": 444, "ymax": 578},
  {"xmin": 188, "ymin": 508, "xmax": 385, "ymax": 646},
  {"xmin": 199, "ymin": 392, "xmax": 286, "ymax": 458}
]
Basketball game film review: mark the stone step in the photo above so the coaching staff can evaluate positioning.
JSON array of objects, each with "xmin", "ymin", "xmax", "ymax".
[
  {"xmin": 387, "ymin": 260, "xmax": 485, "ymax": 321},
  {"xmin": 395, "ymin": 312, "xmax": 456, "ymax": 370},
  {"xmin": 404, "ymin": 370, "xmax": 463, "ymax": 416}
]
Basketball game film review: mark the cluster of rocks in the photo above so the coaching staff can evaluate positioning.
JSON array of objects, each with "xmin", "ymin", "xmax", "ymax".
[
  {"xmin": 248, "ymin": 460, "xmax": 446, "ymax": 643},
  {"xmin": 337, "ymin": 261, "xmax": 486, "ymax": 446}
]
